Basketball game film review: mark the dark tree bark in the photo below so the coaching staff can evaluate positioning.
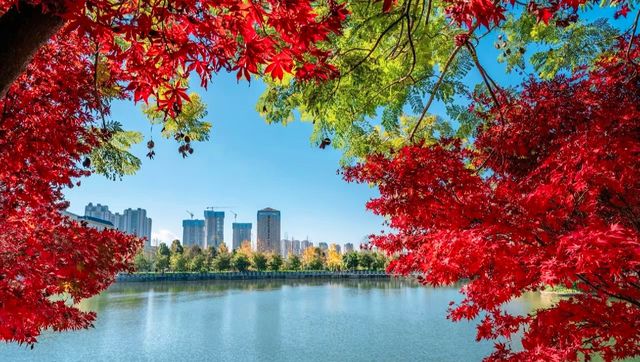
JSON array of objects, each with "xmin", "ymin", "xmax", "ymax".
[{"xmin": 0, "ymin": 1, "xmax": 64, "ymax": 98}]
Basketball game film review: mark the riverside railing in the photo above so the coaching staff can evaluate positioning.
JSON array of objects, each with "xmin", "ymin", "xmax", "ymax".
[{"xmin": 116, "ymin": 270, "xmax": 390, "ymax": 283}]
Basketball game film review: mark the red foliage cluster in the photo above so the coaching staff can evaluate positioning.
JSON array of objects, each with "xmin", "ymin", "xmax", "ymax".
[
  {"xmin": 0, "ymin": 0, "xmax": 346, "ymax": 344},
  {"xmin": 442, "ymin": 0, "xmax": 628, "ymax": 29},
  {"xmin": 1, "ymin": 0, "xmax": 347, "ymax": 109},
  {"xmin": 0, "ymin": 31, "xmax": 142, "ymax": 345},
  {"xmin": 345, "ymin": 48, "xmax": 640, "ymax": 360}
]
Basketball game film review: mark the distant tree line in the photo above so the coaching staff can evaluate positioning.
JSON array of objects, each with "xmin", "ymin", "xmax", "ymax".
[{"xmin": 134, "ymin": 240, "xmax": 388, "ymax": 273}]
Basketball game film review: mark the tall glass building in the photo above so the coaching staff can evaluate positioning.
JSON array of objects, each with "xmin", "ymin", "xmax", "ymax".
[
  {"xmin": 257, "ymin": 207, "xmax": 281, "ymax": 255},
  {"xmin": 204, "ymin": 210, "xmax": 224, "ymax": 248},
  {"xmin": 183, "ymin": 219, "xmax": 205, "ymax": 247},
  {"xmin": 232, "ymin": 223, "xmax": 252, "ymax": 250}
]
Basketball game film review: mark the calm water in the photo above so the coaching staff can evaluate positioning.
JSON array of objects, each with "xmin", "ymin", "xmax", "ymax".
[{"xmin": 0, "ymin": 279, "xmax": 552, "ymax": 362}]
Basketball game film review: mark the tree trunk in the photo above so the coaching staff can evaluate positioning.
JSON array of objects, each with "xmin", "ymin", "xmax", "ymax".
[{"xmin": 0, "ymin": 1, "xmax": 64, "ymax": 98}]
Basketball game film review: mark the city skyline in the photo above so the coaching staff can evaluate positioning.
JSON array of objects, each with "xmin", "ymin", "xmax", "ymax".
[
  {"xmin": 80, "ymin": 201, "xmax": 364, "ymax": 251},
  {"xmin": 63, "ymin": 72, "xmax": 384, "ymax": 248}
]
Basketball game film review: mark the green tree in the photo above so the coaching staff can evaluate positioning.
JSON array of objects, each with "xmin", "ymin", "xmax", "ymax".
[
  {"xmin": 267, "ymin": 253, "xmax": 283, "ymax": 271},
  {"xmin": 371, "ymin": 253, "xmax": 388, "ymax": 271},
  {"xmin": 358, "ymin": 252, "xmax": 375, "ymax": 270},
  {"xmin": 133, "ymin": 252, "xmax": 152, "ymax": 272},
  {"xmin": 157, "ymin": 242, "xmax": 170, "ymax": 256},
  {"xmin": 155, "ymin": 255, "xmax": 169, "ymax": 273},
  {"xmin": 188, "ymin": 254, "xmax": 207, "ymax": 272},
  {"xmin": 285, "ymin": 255, "xmax": 302, "ymax": 271},
  {"xmin": 170, "ymin": 253, "xmax": 187, "ymax": 272},
  {"xmin": 232, "ymin": 253, "xmax": 251, "ymax": 272},
  {"xmin": 184, "ymin": 245, "xmax": 202, "ymax": 260},
  {"xmin": 206, "ymin": 245, "xmax": 218, "ymax": 259},
  {"xmin": 342, "ymin": 252, "xmax": 359, "ymax": 270},
  {"xmin": 211, "ymin": 253, "xmax": 231, "ymax": 271},
  {"xmin": 212, "ymin": 243, "xmax": 232, "ymax": 271},
  {"xmin": 251, "ymin": 252, "xmax": 268, "ymax": 271},
  {"xmin": 170, "ymin": 239, "xmax": 184, "ymax": 255},
  {"xmin": 257, "ymin": 1, "xmax": 616, "ymax": 166}
]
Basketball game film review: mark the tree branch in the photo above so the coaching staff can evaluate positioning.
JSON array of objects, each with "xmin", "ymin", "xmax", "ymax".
[
  {"xmin": 409, "ymin": 23, "xmax": 480, "ymax": 141},
  {"xmin": 0, "ymin": 1, "xmax": 65, "ymax": 98}
]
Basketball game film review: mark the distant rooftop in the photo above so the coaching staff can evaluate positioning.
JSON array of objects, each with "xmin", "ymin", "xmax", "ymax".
[
  {"xmin": 259, "ymin": 207, "xmax": 279, "ymax": 212},
  {"xmin": 82, "ymin": 215, "xmax": 114, "ymax": 226},
  {"xmin": 183, "ymin": 219, "xmax": 205, "ymax": 226}
]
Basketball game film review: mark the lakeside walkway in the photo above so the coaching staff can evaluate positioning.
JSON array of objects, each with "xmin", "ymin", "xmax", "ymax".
[{"xmin": 117, "ymin": 270, "xmax": 391, "ymax": 283}]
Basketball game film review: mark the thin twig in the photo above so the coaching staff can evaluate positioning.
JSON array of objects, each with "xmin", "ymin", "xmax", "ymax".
[
  {"xmin": 466, "ymin": 43, "xmax": 504, "ymax": 120},
  {"xmin": 343, "ymin": 8, "xmax": 407, "ymax": 77},
  {"xmin": 409, "ymin": 22, "xmax": 480, "ymax": 141},
  {"xmin": 626, "ymin": 9, "xmax": 640, "ymax": 64},
  {"xmin": 578, "ymin": 275, "xmax": 640, "ymax": 308}
]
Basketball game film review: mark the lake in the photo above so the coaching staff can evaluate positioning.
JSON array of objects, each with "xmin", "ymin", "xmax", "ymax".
[{"xmin": 0, "ymin": 279, "xmax": 552, "ymax": 362}]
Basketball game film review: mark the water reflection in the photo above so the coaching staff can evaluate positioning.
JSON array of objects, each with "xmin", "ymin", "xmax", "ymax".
[{"xmin": 3, "ymin": 279, "xmax": 554, "ymax": 362}]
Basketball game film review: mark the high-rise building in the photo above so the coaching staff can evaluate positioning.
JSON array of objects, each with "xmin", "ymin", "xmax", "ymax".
[
  {"xmin": 318, "ymin": 242, "xmax": 328, "ymax": 251},
  {"xmin": 183, "ymin": 219, "xmax": 205, "ymax": 247},
  {"xmin": 232, "ymin": 222, "xmax": 252, "ymax": 250},
  {"xmin": 292, "ymin": 239, "xmax": 301, "ymax": 256},
  {"xmin": 119, "ymin": 208, "xmax": 153, "ymax": 247},
  {"xmin": 344, "ymin": 243, "xmax": 355, "ymax": 253},
  {"xmin": 84, "ymin": 203, "xmax": 114, "ymax": 223},
  {"xmin": 204, "ymin": 210, "xmax": 225, "ymax": 248},
  {"xmin": 281, "ymin": 239, "xmax": 292, "ymax": 256},
  {"xmin": 257, "ymin": 207, "xmax": 281, "ymax": 254},
  {"xmin": 281, "ymin": 238, "xmax": 302, "ymax": 256},
  {"xmin": 332, "ymin": 244, "xmax": 342, "ymax": 254},
  {"xmin": 301, "ymin": 239, "xmax": 311, "ymax": 252},
  {"xmin": 84, "ymin": 203, "xmax": 152, "ymax": 247}
]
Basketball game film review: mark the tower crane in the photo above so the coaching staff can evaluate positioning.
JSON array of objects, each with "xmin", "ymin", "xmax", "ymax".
[
  {"xmin": 186, "ymin": 210, "xmax": 194, "ymax": 219},
  {"xmin": 206, "ymin": 206, "xmax": 237, "ymax": 221}
]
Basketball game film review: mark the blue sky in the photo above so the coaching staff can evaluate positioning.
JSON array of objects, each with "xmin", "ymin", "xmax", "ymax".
[
  {"xmin": 64, "ymin": 73, "xmax": 384, "ymax": 247},
  {"xmin": 64, "ymin": 8, "xmax": 630, "ymax": 247}
]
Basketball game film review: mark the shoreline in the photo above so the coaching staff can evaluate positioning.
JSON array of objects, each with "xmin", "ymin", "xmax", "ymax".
[
  {"xmin": 116, "ymin": 270, "xmax": 391, "ymax": 283},
  {"xmin": 540, "ymin": 290, "xmax": 582, "ymax": 296}
]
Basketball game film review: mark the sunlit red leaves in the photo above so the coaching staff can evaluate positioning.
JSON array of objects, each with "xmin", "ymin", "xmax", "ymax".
[
  {"xmin": 0, "ymin": 0, "xmax": 347, "ymax": 116},
  {"xmin": 265, "ymin": 52, "xmax": 294, "ymax": 81},
  {"xmin": 345, "ymin": 48, "xmax": 640, "ymax": 360},
  {"xmin": 0, "ymin": 31, "xmax": 141, "ymax": 344},
  {"xmin": 436, "ymin": 0, "xmax": 622, "ymax": 30}
]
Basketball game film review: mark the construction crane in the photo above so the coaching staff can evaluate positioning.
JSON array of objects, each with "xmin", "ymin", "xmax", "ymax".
[
  {"xmin": 206, "ymin": 206, "xmax": 237, "ymax": 221},
  {"xmin": 186, "ymin": 210, "xmax": 194, "ymax": 219},
  {"xmin": 205, "ymin": 206, "xmax": 234, "ymax": 210}
]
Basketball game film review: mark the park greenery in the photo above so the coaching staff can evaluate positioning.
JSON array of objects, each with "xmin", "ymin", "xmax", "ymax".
[{"xmin": 134, "ymin": 241, "xmax": 389, "ymax": 273}]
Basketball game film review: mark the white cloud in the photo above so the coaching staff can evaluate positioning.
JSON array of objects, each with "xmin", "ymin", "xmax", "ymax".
[{"xmin": 151, "ymin": 229, "xmax": 178, "ymax": 246}]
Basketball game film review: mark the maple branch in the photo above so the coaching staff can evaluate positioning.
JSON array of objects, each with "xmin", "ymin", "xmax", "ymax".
[
  {"xmin": 626, "ymin": 9, "xmax": 640, "ymax": 64},
  {"xmin": 0, "ymin": 1, "xmax": 65, "ymax": 98},
  {"xmin": 466, "ymin": 42, "xmax": 504, "ymax": 120},
  {"xmin": 577, "ymin": 275, "xmax": 640, "ymax": 309},
  {"xmin": 473, "ymin": 149, "xmax": 495, "ymax": 175}
]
